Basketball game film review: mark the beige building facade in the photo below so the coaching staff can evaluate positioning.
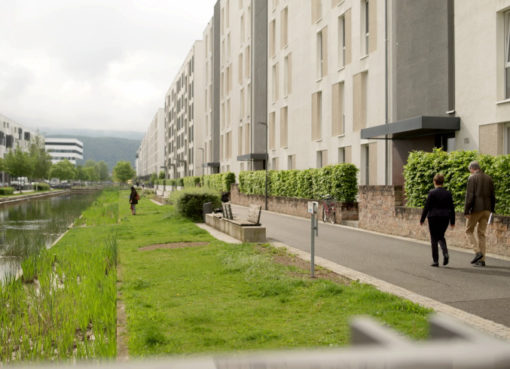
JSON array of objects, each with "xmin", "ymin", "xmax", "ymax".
[
  {"xmin": 136, "ymin": 108, "xmax": 165, "ymax": 178},
  {"xmin": 0, "ymin": 113, "xmax": 43, "ymax": 160}
]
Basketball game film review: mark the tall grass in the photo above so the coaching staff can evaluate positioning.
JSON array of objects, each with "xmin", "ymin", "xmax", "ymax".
[{"xmin": 0, "ymin": 190, "xmax": 119, "ymax": 363}]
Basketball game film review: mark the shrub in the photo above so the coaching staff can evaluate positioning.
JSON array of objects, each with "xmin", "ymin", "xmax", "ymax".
[
  {"xmin": 177, "ymin": 178, "xmax": 184, "ymax": 187},
  {"xmin": 403, "ymin": 149, "xmax": 510, "ymax": 215},
  {"xmin": 238, "ymin": 164, "xmax": 358, "ymax": 202},
  {"xmin": 172, "ymin": 188, "xmax": 221, "ymax": 221},
  {"xmin": 0, "ymin": 187, "xmax": 14, "ymax": 195},
  {"xmin": 34, "ymin": 182, "xmax": 50, "ymax": 191},
  {"xmin": 183, "ymin": 176, "xmax": 201, "ymax": 188},
  {"xmin": 202, "ymin": 172, "xmax": 236, "ymax": 192}
]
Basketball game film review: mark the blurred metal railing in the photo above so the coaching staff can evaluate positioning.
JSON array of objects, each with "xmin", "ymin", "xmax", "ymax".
[{"xmin": 17, "ymin": 314, "xmax": 510, "ymax": 369}]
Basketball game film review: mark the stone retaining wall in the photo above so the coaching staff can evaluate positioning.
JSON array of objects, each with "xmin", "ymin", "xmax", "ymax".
[
  {"xmin": 230, "ymin": 184, "xmax": 358, "ymax": 223},
  {"xmin": 358, "ymin": 186, "xmax": 510, "ymax": 257}
]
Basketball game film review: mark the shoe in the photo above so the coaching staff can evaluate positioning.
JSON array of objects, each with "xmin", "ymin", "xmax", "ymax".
[
  {"xmin": 430, "ymin": 262, "xmax": 439, "ymax": 267},
  {"xmin": 443, "ymin": 253, "xmax": 449, "ymax": 266},
  {"xmin": 471, "ymin": 252, "xmax": 483, "ymax": 264},
  {"xmin": 474, "ymin": 260, "xmax": 486, "ymax": 267}
]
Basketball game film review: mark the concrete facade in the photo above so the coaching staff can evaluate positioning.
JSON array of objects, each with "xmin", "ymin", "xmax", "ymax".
[
  {"xmin": 455, "ymin": 0, "xmax": 510, "ymax": 156},
  {"xmin": 135, "ymin": 108, "xmax": 165, "ymax": 178},
  {"xmin": 44, "ymin": 138, "xmax": 83, "ymax": 165},
  {"xmin": 0, "ymin": 113, "xmax": 42, "ymax": 160}
]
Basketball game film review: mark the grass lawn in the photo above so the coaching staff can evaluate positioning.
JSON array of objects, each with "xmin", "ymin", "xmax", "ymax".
[{"xmin": 118, "ymin": 194, "xmax": 432, "ymax": 357}]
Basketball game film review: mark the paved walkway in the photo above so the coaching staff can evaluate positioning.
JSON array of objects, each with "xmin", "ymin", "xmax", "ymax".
[{"xmin": 230, "ymin": 204, "xmax": 510, "ymax": 338}]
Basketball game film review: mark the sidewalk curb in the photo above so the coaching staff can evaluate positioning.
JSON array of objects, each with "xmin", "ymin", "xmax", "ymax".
[{"xmin": 270, "ymin": 240, "xmax": 510, "ymax": 341}]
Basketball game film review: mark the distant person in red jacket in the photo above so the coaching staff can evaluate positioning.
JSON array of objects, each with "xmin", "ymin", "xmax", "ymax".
[
  {"xmin": 420, "ymin": 173, "xmax": 455, "ymax": 267},
  {"xmin": 129, "ymin": 186, "xmax": 139, "ymax": 215},
  {"xmin": 464, "ymin": 161, "xmax": 495, "ymax": 267}
]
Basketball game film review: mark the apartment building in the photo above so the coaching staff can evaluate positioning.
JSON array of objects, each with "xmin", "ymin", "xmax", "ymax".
[
  {"xmin": 164, "ymin": 41, "xmax": 205, "ymax": 178},
  {"xmin": 135, "ymin": 108, "xmax": 165, "ymax": 178},
  {"xmin": 45, "ymin": 138, "xmax": 84, "ymax": 165},
  {"xmin": 455, "ymin": 0, "xmax": 510, "ymax": 156},
  {"xmin": 0, "ymin": 114, "xmax": 42, "ymax": 160}
]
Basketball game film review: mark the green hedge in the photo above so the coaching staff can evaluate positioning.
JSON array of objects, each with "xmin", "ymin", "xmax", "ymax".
[
  {"xmin": 202, "ymin": 172, "xmax": 236, "ymax": 193},
  {"xmin": 172, "ymin": 188, "xmax": 221, "ymax": 221},
  {"xmin": 34, "ymin": 182, "xmax": 50, "ymax": 191},
  {"xmin": 404, "ymin": 149, "xmax": 510, "ymax": 215},
  {"xmin": 0, "ymin": 187, "xmax": 14, "ymax": 195},
  {"xmin": 239, "ymin": 164, "xmax": 358, "ymax": 202},
  {"xmin": 183, "ymin": 176, "xmax": 201, "ymax": 188}
]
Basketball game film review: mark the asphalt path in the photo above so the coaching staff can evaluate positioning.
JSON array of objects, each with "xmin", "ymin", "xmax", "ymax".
[{"xmin": 232, "ymin": 204, "xmax": 510, "ymax": 327}]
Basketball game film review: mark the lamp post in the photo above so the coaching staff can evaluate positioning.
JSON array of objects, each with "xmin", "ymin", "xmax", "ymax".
[{"xmin": 258, "ymin": 121, "xmax": 268, "ymax": 211}]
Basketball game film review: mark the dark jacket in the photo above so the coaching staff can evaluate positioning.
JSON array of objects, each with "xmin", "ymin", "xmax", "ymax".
[
  {"xmin": 129, "ymin": 191, "xmax": 139, "ymax": 205},
  {"xmin": 464, "ymin": 171, "xmax": 495, "ymax": 215},
  {"xmin": 420, "ymin": 187, "xmax": 455, "ymax": 225}
]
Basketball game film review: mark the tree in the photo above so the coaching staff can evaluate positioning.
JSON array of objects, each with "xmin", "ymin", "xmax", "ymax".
[
  {"xmin": 83, "ymin": 160, "xmax": 99, "ymax": 181},
  {"xmin": 113, "ymin": 161, "xmax": 135, "ymax": 184},
  {"xmin": 159, "ymin": 171, "xmax": 165, "ymax": 179},
  {"xmin": 29, "ymin": 141, "xmax": 52, "ymax": 180},
  {"xmin": 96, "ymin": 161, "xmax": 109, "ymax": 181},
  {"xmin": 49, "ymin": 160, "xmax": 76, "ymax": 181},
  {"xmin": 4, "ymin": 147, "xmax": 33, "ymax": 179}
]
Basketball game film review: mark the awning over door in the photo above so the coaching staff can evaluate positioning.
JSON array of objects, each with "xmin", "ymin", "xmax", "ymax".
[{"xmin": 360, "ymin": 116, "xmax": 460, "ymax": 140}]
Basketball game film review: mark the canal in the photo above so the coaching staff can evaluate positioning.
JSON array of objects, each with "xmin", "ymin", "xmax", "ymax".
[{"xmin": 0, "ymin": 192, "xmax": 99, "ymax": 281}]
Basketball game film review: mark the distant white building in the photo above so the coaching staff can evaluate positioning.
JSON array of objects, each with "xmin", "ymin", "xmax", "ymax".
[
  {"xmin": 136, "ymin": 108, "xmax": 165, "ymax": 178},
  {"xmin": 45, "ymin": 138, "xmax": 84, "ymax": 165},
  {"xmin": 0, "ymin": 113, "xmax": 42, "ymax": 159}
]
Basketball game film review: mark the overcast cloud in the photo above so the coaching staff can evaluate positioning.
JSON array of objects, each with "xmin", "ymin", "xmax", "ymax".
[{"xmin": 0, "ymin": 1, "xmax": 214, "ymax": 133}]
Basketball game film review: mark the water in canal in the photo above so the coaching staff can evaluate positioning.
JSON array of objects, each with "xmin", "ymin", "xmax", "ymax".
[{"xmin": 0, "ymin": 192, "xmax": 99, "ymax": 281}]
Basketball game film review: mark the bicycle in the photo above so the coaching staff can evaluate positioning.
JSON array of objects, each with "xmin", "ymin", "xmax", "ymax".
[{"xmin": 321, "ymin": 194, "xmax": 336, "ymax": 224}]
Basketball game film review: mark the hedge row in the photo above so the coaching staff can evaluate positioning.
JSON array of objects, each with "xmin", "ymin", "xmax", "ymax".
[
  {"xmin": 171, "ymin": 188, "xmax": 221, "ymax": 221},
  {"xmin": 155, "ymin": 172, "xmax": 236, "ymax": 193},
  {"xmin": 34, "ymin": 182, "xmax": 50, "ymax": 191},
  {"xmin": 404, "ymin": 149, "xmax": 510, "ymax": 215},
  {"xmin": 238, "ymin": 164, "xmax": 359, "ymax": 203},
  {"xmin": 0, "ymin": 187, "xmax": 14, "ymax": 195}
]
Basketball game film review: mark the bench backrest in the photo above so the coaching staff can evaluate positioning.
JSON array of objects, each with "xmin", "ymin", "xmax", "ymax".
[
  {"xmin": 222, "ymin": 203, "xmax": 233, "ymax": 220},
  {"xmin": 247, "ymin": 204, "xmax": 262, "ymax": 225}
]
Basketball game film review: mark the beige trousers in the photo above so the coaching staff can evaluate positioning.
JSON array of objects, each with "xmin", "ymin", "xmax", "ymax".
[{"xmin": 465, "ymin": 210, "xmax": 491, "ymax": 261}]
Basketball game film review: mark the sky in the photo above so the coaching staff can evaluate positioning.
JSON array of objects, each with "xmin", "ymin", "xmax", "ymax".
[{"xmin": 0, "ymin": 0, "xmax": 214, "ymax": 133}]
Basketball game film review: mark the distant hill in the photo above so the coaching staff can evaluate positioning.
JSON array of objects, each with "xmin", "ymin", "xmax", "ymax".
[
  {"xmin": 38, "ymin": 127, "xmax": 144, "ymax": 141},
  {"xmin": 48, "ymin": 135, "xmax": 140, "ymax": 172}
]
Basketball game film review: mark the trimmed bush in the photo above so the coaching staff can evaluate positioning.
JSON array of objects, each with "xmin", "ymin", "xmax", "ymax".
[
  {"xmin": 238, "ymin": 164, "xmax": 358, "ymax": 202},
  {"xmin": 0, "ymin": 187, "xmax": 14, "ymax": 195},
  {"xmin": 34, "ymin": 182, "xmax": 50, "ymax": 191},
  {"xmin": 404, "ymin": 149, "xmax": 510, "ymax": 215},
  {"xmin": 172, "ymin": 188, "xmax": 221, "ymax": 221},
  {"xmin": 183, "ymin": 176, "xmax": 201, "ymax": 188},
  {"xmin": 202, "ymin": 172, "xmax": 236, "ymax": 192}
]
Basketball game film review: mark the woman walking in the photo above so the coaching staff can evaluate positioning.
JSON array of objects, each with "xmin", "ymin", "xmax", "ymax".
[
  {"xmin": 129, "ymin": 186, "xmax": 140, "ymax": 215},
  {"xmin": 420, "ymin": 174, "xmax": 455, "ymax": 267}
]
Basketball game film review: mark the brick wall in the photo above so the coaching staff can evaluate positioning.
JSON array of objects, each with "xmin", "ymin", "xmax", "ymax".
[
  {"xmin": 358, "ymin": 186, "xmax": 510, "ymax": 258},
  {"xmin": 230, "ymin": 184, "xmax": 358, "ymax": 223}
]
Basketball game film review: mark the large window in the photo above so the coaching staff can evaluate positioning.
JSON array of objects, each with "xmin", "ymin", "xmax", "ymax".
[
  {"xmin": 283, "ymin": 54, "xmax": 292, "ymax": 97},
  {"xmin": 312, "ymin": 91, "xmax": 323, "ymax": 140},
  {"xmin": 505, "ymin": 12, "xmax": 510, "ymax": 98},
  {"xmin": 316, "ymin": 27, "xmax": 328, "ymax": 79},
  {"xmin": 361, "ymin": 0, "xmax": 369, "ymax": 56},
  {"xmin": 338, "ymin": 15, "xmax": 346, "ymax": 68}
]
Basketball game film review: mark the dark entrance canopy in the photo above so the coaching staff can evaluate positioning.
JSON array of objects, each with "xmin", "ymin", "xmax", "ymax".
[{"xmin": 360, "ymin": 115, "xmax": 460, "ymax": 140}]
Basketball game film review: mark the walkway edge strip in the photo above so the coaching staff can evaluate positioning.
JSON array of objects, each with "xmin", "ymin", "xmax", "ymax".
[{"xmin": 270, "ymin": 241, "xmax": 510, "ymax": 342}]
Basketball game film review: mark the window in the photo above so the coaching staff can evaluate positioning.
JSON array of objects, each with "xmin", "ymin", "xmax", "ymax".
[
  {"xmin": 270, "ymin": 19, "xmax": 276, "ymax": 57},
  {"xmin": 353, "ymin": 71, "xmax": 367, "ymax": 131},
  {"xmin": 269, "ymin": 112, "xmax": 276, "ymax": 150},
  {"xmin": 272, "ymin": 63, "xmax": 279, "ymax": 103},
  {"xmin": 287, "ymin": 155, "xmax": 296, "ymax": 169},
  {"xmin": 505, "ymin": 12, "xmax": 510, "ymax": 98},
  {"xmin": 316, "ymin": 27, "xmax": 328, "ymax": 79},
  {"xmin": 332, "ymin": 82, "xmax": 345, "ymax": 136},
  {"xmin": 240, "ymin": 88, "xmax": 245, "ymax": 117},
  {"xmin": 283, "ymin": 54, "xmax": 292, "ymax": 96},
  {"xmin": 338, "ymin": 147, "xmax": 345, "ymax": 163},
  {"xmin": 238, "ymin": 126, "xmax": 243, "ymax": 154},
  {"xmin": 361, "ymin": 0, "xmax": 369, "ymax": 56},
  {"xmin": 316, "ymin": 150, "xmax": 327, "ymax": 168},
  {"xmin": 238, "ymin": 53, "xmax": 243, "ymax": 83},
  {"xmin": 245, "ymin": 46, "xmax": 251, "ymax": 78},
  {"xmin": 280, "ymin": 106, "xmax": 288, "ymax": 148},
  {"xmin": 241, "ymin": 15, "xmax": 245, "ymax": 43},
  {"xmin": 312, "ymin": 91, "xmax": 322, "ymax": 140},
  {"xmin": 271, "ymin": 157, "xmax": 279, "ymax": 170},
  {"xmin": 338, "ymin": 15, "xmax": 346, "ymax": 68},
  {"xmin": 311, "ymin": 0, "xmax": 322, "ymax": 23},
  {"xmin": 281, "ymin": 7, "xmax": 288, "ymax": 48},
  {"xmin": 505, "ymin": 123, "xmax": 510, "ymax": 154}
]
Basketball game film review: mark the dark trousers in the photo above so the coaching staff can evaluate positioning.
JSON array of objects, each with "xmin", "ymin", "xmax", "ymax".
[{"xmin": 427, "ymin": 216, "xmax": 450, "ymax": 263}]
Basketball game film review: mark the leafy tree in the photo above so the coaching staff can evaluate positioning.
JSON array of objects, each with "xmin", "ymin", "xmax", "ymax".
[
  {"xmin": 0, "ymin": 157, "xmax": 4, "ymax": 172},
  {"xmin": 96, "ymin": 161, "xmax": 109, "ymax": 181},
  {"xmin": 4, "ymin": 147, "xmax": 33, "ymax": 180},
  {"xmin": 113, "ymin": 161, "xmax": 135, "ymax": 184},
  {"xmin": 49, "ymin": 160, "xmax": 76, "ymax": 181},
  {"xmin": 83, "ymin": 160, "xmax": 99, "ymax": 181},
  {"xmin": 29, "ymin": 141, "xmax": 52, "ymax": 180},
  {"xmin": 75, "ymin": 165, "xmax": 88, "ymax": 181}
]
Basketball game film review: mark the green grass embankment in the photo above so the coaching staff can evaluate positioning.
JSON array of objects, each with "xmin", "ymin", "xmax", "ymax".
[
  {"xmin": 0, "ymin": 189, "xmax": 119, "ymax": 363},
  {"xmin": 118, "ymin": 196, "xmax": 431, "ymax": 357}
]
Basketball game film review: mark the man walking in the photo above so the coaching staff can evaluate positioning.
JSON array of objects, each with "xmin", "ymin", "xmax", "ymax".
[{"xmin": 464, "ymin": 161, "xmax": 495, "ymax": 267}]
